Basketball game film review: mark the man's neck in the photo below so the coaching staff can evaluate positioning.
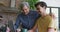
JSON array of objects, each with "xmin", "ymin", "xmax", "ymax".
[
  {"xmin": 25, "ymin": 13, "xmax": 29, "ymax": 15},
  {"xmin": 25, "ymin": 12, "xmax": 30, "ymax": 15}
]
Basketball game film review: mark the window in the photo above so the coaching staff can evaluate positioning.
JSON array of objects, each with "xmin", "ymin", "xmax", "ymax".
[
  {"xmin": 46, "ymin": 7, "xmax": 59, "ymax": 30},
  {"xmin": 51, "ymin": 8, "xmax": 59, "ymax": 29},
  {"xmin": 46, "ymin": 8, "xmax": 50, "ymax": 14},
  {"xmin": 11, "ymin": 0, "xmax": 16, "ymax": 7}
]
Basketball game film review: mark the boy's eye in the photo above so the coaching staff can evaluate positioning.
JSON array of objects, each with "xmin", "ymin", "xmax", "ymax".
[{"xmin": 36, "ymin": 8, "xmax": 40, "ymax": 10}]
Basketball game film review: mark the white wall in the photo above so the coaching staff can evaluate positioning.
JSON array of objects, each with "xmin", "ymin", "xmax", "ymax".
[{"xmin": 40, "ymin": 0, "xmax": 60, "ymax": 7}]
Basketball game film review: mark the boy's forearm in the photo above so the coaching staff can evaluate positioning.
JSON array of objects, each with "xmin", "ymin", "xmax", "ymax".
[
  {"xmin": 32, "ymin": 24, "xmax": 37, "ymax": 30},
  {"xmin": 30, "ymin": 24, "xmax": 37, "ymax": 32}
]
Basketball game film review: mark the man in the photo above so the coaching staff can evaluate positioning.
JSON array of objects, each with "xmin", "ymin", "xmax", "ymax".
[
  {"xmin": 32, "ymin": 1, "xmax": 57, "ymax": 32},
  {"xmin": 14, "ymin": 2, "xmax": 39, "ymax": 32}
]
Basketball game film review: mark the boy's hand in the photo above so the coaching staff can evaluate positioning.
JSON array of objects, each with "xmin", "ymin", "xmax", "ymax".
[{"xmin": 28, "ymin": 29, "xmax": 34, "ymax": 32}]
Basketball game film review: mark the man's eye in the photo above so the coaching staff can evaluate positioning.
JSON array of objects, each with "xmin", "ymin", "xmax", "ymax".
[{"xmin": 24, "ymin": 9, "xmax": 27, "ymax": 10}]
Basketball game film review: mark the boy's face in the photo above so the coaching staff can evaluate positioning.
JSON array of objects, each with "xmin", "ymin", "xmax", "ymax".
[{"xmin": 36, "ymin": 5, "xmax": 46, "ymax": 15}]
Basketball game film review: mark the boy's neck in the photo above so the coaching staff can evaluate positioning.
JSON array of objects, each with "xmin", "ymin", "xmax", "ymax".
[{"xmin": 41, "ymin": 13, "xmax": 47, "ymax": 17}]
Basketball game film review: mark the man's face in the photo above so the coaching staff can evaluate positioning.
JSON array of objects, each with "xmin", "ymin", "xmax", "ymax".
[
  {"xmin": 36, "ymin": 5, "xmax": 46, "ymax": 15},
  {"xmin": 22, "ymin": 5, "xmax": 29, "ymax": 14}
]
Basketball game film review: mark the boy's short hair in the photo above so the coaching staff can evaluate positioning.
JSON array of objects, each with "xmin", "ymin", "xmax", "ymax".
[{"xmin": 35, "ymin": 1, "xmax": 47, "ymax": 9}]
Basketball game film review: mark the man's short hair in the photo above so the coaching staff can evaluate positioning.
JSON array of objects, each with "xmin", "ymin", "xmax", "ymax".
[
  {"xmin": 35, "ymin": 1, "xmax": 47, "ymax": 9},
  {"xmin": 19, "ymin": 2, "xmax": 30, "ymax": 10}
]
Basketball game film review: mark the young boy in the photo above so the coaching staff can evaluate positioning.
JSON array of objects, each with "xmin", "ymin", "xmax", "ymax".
[{"xmin": 32, "ymin": 1, "xmax": 57, "ymax": 32}]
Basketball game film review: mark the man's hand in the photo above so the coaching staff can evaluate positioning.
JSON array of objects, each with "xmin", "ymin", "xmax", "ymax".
[
  {"xmin": 6, "ymin": 27, "xmax": 10, "ymax": 32},
  {"xmin": 48, "ymin": 28, "xmax": 54, "ymax": 32},
  {"xmin": 16, "ymin": 29, "xmax": 21, "ymax": 32}
]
